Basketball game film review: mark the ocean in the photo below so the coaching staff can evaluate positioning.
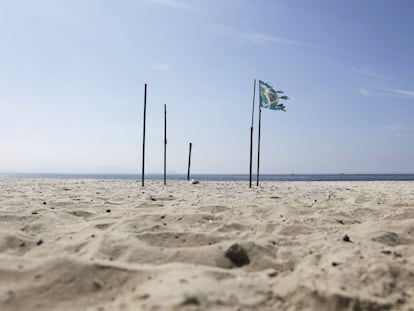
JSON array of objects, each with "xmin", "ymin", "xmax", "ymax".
[{"xmin": 2, "ymin": 173, "xmax": 414, "ymax": 181}]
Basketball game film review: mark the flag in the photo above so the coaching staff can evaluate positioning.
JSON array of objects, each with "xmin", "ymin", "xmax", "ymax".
[{"xmin": 259, "ymin": 80, "xmax": 286, "ymax": 111}]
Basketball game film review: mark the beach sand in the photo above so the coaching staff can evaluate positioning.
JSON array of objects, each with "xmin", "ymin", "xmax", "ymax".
[{"xmin": 0, "ymin": 178, "xmax": 413, "ymax": 310}]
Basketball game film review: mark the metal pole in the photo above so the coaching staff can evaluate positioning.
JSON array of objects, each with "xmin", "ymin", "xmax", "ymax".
[
  {"xmin": 187, "ymin": 142, "xmax": 192, "ymax": 181},
  {"xmin": 256, "ymin": 107, "xmax": 262, "ymax": 186},
  {"xmin": 249, "ymin": 79, "xmax": 256, "ymax": 188},
  {"xmin": 164, "ymin": 104, "xmax": 167, "ymax": 185},
  {"xmin": 142, "ymin": 84, "xmax": 147, "ymax": 187}
]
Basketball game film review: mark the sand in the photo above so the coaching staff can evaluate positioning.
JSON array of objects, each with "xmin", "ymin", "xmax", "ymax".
[{"xmin": 0, "ymin": 178, "xmax": 414, "ymax": 310}]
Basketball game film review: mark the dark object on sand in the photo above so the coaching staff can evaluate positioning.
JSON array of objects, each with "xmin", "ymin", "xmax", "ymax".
[
  {"xmin": 225, "ymin": 243, "xmax": 250, "ymax": 267},
  {"xmin": 342, "ymin": 234, "xmax": 352, "ymax": 242},
  {"xmin": 182, "ymin": 296, "xmax": 200, "ymax": 306}
]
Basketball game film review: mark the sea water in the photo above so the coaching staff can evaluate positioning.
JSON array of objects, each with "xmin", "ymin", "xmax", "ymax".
[{"xmin": 2, "ymin": 173, "xmax": 414, "ymax": 181}]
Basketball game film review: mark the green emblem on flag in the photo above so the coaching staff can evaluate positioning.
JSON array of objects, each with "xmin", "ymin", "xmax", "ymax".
[{"xmin": 259, "ymin": 80, "xmax": 288, "ymax": 111}]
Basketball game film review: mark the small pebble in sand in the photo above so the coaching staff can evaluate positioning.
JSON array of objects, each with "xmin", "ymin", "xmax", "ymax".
[
  {"xmin": 32, "ymin": 211, "xmax": 38, "ymax": 215},
  {"xmin": 106, "ymin": 209, "xmax": 111, "ymax": 213},
  {"xmin": 342, "ymin": 234, "xmax": 352, "ymax": 242},
  {"xmin": 36, "ymin": 239, "xmax": 44, "ymax": 246},
  {"xmin": 225, "ymin": 243, "xmax": 250, "ymax": 267},
  {"xmin": 43, "ymin": 202, "xmax": 47, "ymax": 205},
  {"xmin": 267, "ymin": 269, "xmax": 278, "ymax": 277}
]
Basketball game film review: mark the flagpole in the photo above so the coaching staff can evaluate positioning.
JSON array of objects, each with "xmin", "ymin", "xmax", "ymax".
[
  {"xmin": 256, "ymin": 107, "xmax": 262, "ymax": 186},
  {"xmin": 249, "ymin": 79, "xmax": 256, "ymax": 188},
  {"xmin": 187, "ymin": 142, "xmax": 192, "ymax": 181},
  {"xmin": 142, "ymin": 83, "xmax": 147, "ymax": 187},
  {"xmin": 163, "ymin": 104, "xmax": 167, "ymax": 186},
  {"xmin": 255, "ymin": 80, "xmax": 289, "ymax": 187}
]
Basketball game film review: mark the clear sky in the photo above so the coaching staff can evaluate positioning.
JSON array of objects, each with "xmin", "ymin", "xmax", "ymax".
[{"xmin": 1, "ymin": 0, "xmax": 414, "ymax": 174}]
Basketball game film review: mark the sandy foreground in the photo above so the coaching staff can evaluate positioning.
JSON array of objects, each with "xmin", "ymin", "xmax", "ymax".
[{"xmin": 0, "ymin": 178, "xmax": 414, "ymax": 311}]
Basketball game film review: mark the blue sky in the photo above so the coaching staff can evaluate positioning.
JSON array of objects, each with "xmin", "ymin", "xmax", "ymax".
[{"xmin": 1, "ymin": 0, "xmax": 414, "ymax": 174}]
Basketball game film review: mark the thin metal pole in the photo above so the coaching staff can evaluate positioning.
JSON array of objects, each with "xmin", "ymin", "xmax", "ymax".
[
  {"xmin": 256, "ymin": 107, "xmax": 262, "ymax": 187},
  {"xmin": 251, "ymin": 79, "xmax": 256, "ymax": 127},
  {"xmin": 249, "ymin": 79, "xmax": 256, "ymax": 188},
  {"xmin": 249, "ymin": 127, "xmax": 254, "ymax": 187},
  {"xmin": 187, "ymin": 142, "xmax": 192, "ymax": 181},
  {"xmin": 163, "ymin": 104, "xmax": 167, "ymax": 185},
  {"xmin": 142, "ymin": 84, "xmax": 147, "ymax": 187}
]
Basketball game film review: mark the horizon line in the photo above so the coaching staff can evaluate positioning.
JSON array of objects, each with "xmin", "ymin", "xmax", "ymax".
[{"xmin": 2, "ymin": 172, "xmax": 414, "ymax": 176}]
